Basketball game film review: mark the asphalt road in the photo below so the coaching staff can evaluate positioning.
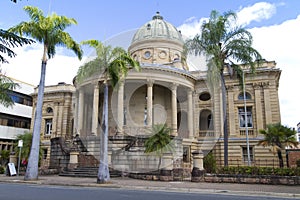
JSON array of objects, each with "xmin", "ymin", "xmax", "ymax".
[{"xmin": 0, "ymin": 183, "xmax": 295, "ymax": 200}]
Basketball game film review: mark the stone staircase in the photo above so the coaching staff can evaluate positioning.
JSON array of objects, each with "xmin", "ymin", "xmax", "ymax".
[{"xmin": 59, "ymin": 167, "xmax": 122, "ymax": 178}]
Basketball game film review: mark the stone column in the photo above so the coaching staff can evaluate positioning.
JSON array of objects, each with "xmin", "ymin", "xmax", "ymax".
[
  {"xmin": 57, "ymin": 102, "xmax": 63, "ymax": 136},
  {"xmin": 117, "ymin": 81, "xmax": 124, "ymax": 135},
  {"xmin": 171, "ymin": 84, "xmax": 178, "ymax": 137},
  {"xmin": 254, "ymin": 83, "xmax": 263, "ymax": 132},
  {"xmin": 227, "ymin": 85, "xmax": 236, "ymax": 136},
  {"xmin": 77, "ymin": 89, "xmax": 84, "ymax": 135},
  {"xmin": 263, "ymin": 82, "xmax": 272, "ymax": 125},
  {"xmin": 92, "ymin": 83, "xmax": 99, "ymax": 136},
  {"xmin": 187, "ymin": 89, "xmax": 194, "ymax": 138},
  {"xmin": 73, "ymin": 92, "xmax": 79, "ymax": 136},
  {"xmin": 147, "ymin": 80, "xmax": 154, "ymax": 127},
  {"xmin": 191, "ymin": 150, "xmax": 205, "ymax": 182},
  {"xmin": 52, "ymin": 102, "xmax": 59, "ymax": 137}
]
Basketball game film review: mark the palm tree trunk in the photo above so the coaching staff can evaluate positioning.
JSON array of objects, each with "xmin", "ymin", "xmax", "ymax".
[
  {"xmin": 220, "ymin": 73, "xmax": 228, "ymax": 166},
  {"xmin": 97, "ymin": 82, "xmax": 110, "ymax": 183},
  {"xmin": 277, "ymin": 150, "xmax": 284, "ymax": 168},
  {"xmin": 24, "ymin": 60, "xmax": 47, "ymax": 180}
]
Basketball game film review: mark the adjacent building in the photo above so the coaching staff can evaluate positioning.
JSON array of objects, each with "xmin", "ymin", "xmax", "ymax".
[{"xmin": 0, "ymin": 76, "xmax": 34, "ymax": 153}]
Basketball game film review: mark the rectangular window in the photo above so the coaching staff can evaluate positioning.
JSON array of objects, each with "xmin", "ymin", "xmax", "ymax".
[
  {"xmin": 242, "ymin": 146, "xmax": 254, "ymax": 162},
  {"xmin": 183, "ymin": 146, "xmax": 190, "ymax": 163},
  {"xmin": 45, "ymin": 119, "xmax": 52, "ymax": 135},
  {"xmin": 238, "ymin": 107, "xmax": 253, "ymax": 128},
  {"xmin": 43, "ymin": 149, "xmax": 48, "ymax": 160}
]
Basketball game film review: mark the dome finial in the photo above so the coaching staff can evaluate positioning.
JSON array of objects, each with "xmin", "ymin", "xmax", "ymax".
[{"xmin": 152, "ymin": 11, "xmax": 163, "ymax": 20}]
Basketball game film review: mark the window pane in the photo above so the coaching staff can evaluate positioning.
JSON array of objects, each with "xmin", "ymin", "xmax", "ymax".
[
  {"xmin": 45, "ymin": 119, "xmax": 53, "ymax": 135},
  {"xmin": 239, "ymin": 107, "xmax": 253, "ymax": 128},
  {"xmin": 242, "ymin": 146, "xmax": 253, "ymax": 162}
]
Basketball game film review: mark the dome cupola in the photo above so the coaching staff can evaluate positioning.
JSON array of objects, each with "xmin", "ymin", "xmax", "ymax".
[{"xmin": 128, "ymin": 12, "xmax": 187, "ymax": 70}]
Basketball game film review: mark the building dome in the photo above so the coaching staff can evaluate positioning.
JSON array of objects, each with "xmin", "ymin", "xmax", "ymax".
[
  {"xmin": 128, "ymin": 12, "xmax": 187, "ymax": 70},
  {"xmin": 130, "ymin": 12, "xmax": 184, "ymax": 45}
]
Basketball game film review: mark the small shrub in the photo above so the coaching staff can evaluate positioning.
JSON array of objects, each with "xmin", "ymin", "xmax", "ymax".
[
  {"xmin": 203, "ymin": 152, "xmax": 216, "ymax": 173},
  {"xmin": 0, "ymin": 166, "xmax": 5, "ymax": 174},
  {"xmin": 216, "ymin": 166, "xmax": 300, "ymax": 176}
]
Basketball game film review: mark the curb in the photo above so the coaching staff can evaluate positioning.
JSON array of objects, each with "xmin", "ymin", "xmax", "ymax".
[{"xmin": 1, "ymin": 177, "xmax": 300, "ymax": 198}]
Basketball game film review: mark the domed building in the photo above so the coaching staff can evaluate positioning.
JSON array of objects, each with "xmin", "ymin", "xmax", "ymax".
[{"xmin": 32, "ymin": 12, "xmax": 281, "ymax": 179}]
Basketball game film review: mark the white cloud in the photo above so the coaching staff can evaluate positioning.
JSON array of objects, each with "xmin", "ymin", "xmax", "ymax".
[
  {"xmin": 178, "ymin": 3, "xmax": 300, "ymax": 128},
  {"xmin": 1, "ymin": 43, "xmax": 84, "ymax": 86},
  {"xmin": 178, "ymin": 17, "xmax": 207, "ymax": 39},
  {"xmin": 249, "ymin": 15, "xmax": 300, "ymax": 128},
  {"xmin": 237, "ymin": 2, "xmax": 277, "ymax": 26}
]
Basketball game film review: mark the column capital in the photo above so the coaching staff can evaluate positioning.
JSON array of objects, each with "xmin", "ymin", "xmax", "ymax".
[
  {"xmin": 226, "ymin": 84, "xmax": 235, "ymax": 91},
  {"xmin": 147, "ymin": 79, "xmax": 154, "ymax": 87},
  {"xmin": 92, "ymin": 81, "xmax": 99, "ymax": 87},
  {"xmin": 253, "ymin": 82, "xmax": 262, "ymax": 90},
  {"xmin": 262, "ymin": 81, "xmax": 270, "ymax": 89},
  {"xmin": 170, "ymin": 83, "xmax": 178, "ymax": 91}
]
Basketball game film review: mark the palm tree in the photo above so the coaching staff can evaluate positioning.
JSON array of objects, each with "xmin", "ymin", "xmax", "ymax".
[
  {"xmin": 186, "ymin": 10, "xmax": 262, "ymax": 166},
  {"xmin": 0, "ymin": 29, "xmax": 34, "ymax": 64},
  {"xmin": 0, "ymin": 73, "xmax": 19, "ymax": 107},
  {"xmin": 258, "ymin": 123, "xmax": 298, "ymax": 168},
  {"xmin": 9, "ymin": 6, "xmax": 82, "ymax": 180},
  {"xmin": 0, "ymin": 29, "xmax": 33, "ymax": 107},
  {"xmin": 144, "ymin": 124, "xmax": 174, "ymax": 170},
  {"xmin": 77, "ymin": 40, "xmax": 140, "ymax": 184}
]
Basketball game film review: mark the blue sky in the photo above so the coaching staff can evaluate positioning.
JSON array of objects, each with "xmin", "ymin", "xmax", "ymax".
[{"xmin": 1, "ymin": 0, "xmax": 300, "ymax": 128}]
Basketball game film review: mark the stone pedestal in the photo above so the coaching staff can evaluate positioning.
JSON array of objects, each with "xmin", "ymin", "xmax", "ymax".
[
  {"xmin": 191, "ymin": 150, "xmax": 205, "ymax": 182},
  {"xmin": 9, "ymin": 154, "xmax": 17, "ymax": 166},
  {"xmin": 68, "ymin": 151, "xmax": 79, "ymax": 169},
  {"xmin": 159, "ymin": 152, "xmax": 173, "ymax": 181}
]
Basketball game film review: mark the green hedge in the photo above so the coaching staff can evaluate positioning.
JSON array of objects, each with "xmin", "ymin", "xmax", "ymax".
[{"xmin": 217, "ymin": 166, "xmax": 300, "ymax": 176}]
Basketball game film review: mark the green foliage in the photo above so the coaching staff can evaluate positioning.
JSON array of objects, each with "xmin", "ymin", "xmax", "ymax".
[
  {"xmin": 0, "ymin": 73, "xmax": 19, "ymax": 107},
  {"xmin": 217, "ymin": 166, "xmax": 300, "ymax": 176},
  {"xmin": 9, "ymin": 6, "xmax": 82, "ymax": 61},
  {"xmin": 0, "ymin": 166, "xmax": 5, "ymax": 174},
  {"xmin": 203, "ymin": 151, "xmax": 217, "ymax": 173},
  {"xmin": 0, "ymin": 150, "xmax": 10, "ymax": 166},
  {"xmin": 0, "ymin": 29, "xmax": 34, "ymax": 64},
  {"xmin": 259, "ymin": 123, "xmax": 298, "ymax": 151},
  {"xmin": 14, "ymin": 132, "xmax": 43, "ymax": 164},
  {"xmin": 258, "ymin": 123, "xmax": 298, "ymax": 168},
  {"xmin": 144, "ymin": 124, "xmax": 174, "ymax": 169},
  {"xmin": 144, "ymin": 124, "xmax": 173, "ymax": 155},
  {"xmin": 76, "ymin": 40, "xmax": 140, "ymax": 85},
  {"xmin": 186, "ymin": 10, "xmax": 262, "ymax": 88}
]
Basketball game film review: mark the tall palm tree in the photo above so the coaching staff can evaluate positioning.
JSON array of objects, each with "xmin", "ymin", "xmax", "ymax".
[
  {"xmin": 77, "ymin": 40, "xmax": 140, "ymax": 184},
  {"xmin": 258, "ymin": 123, "xmax": 298, "ymax": 168},
  {"xmin": 9, "ymin": 6, "xmax": 82, "ymax": 180},
  {"xmin": 144, "ymin": 124, "xmax": 174, "ymax": 170},
  {"xmin": 186, "ymin": 10, "xmax": 262, "ymax": 166}
]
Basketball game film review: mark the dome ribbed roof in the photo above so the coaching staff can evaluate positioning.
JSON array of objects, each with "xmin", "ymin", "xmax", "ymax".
[{"xmin": 131, "ymin": 12, "xmax": 183, "ymax": 45}]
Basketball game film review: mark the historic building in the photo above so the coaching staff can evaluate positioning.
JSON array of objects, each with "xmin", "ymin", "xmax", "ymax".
[
  {"xmin": 0, "ymin": 76, "xmax": 33, "ymax": 153},
  {"xmin": 33, "ymin": 12, "xmax": 282, "ymax": 176}
]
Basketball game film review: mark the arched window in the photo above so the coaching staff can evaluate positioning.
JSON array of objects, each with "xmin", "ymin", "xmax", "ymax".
[
  {"xmin": 238, "ymin": 92, "xmax": 251, "ymax": 100},
  {"xmin": 46, "ymin": 107, "xmax": 53, "ymax": 113}
]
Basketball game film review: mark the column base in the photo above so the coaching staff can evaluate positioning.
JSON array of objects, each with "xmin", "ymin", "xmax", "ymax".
[
  {"xmin": 191, "ymin": 167, "xmax": 205, "ymax": 182},
  {"xmin": 160, "ymin": 169, "xmax": 173, "ymax": 181}
]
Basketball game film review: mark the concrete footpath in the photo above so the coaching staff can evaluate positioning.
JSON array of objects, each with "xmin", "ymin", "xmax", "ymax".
[{"xmin": 1, "ymin": 174, "xmax": 300, "ymax": 198}]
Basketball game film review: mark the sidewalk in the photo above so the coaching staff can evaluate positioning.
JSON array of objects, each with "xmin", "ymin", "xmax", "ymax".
[{"xmin": 1, "ymin": 174, "xmax": 300, "ymax": 198}]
